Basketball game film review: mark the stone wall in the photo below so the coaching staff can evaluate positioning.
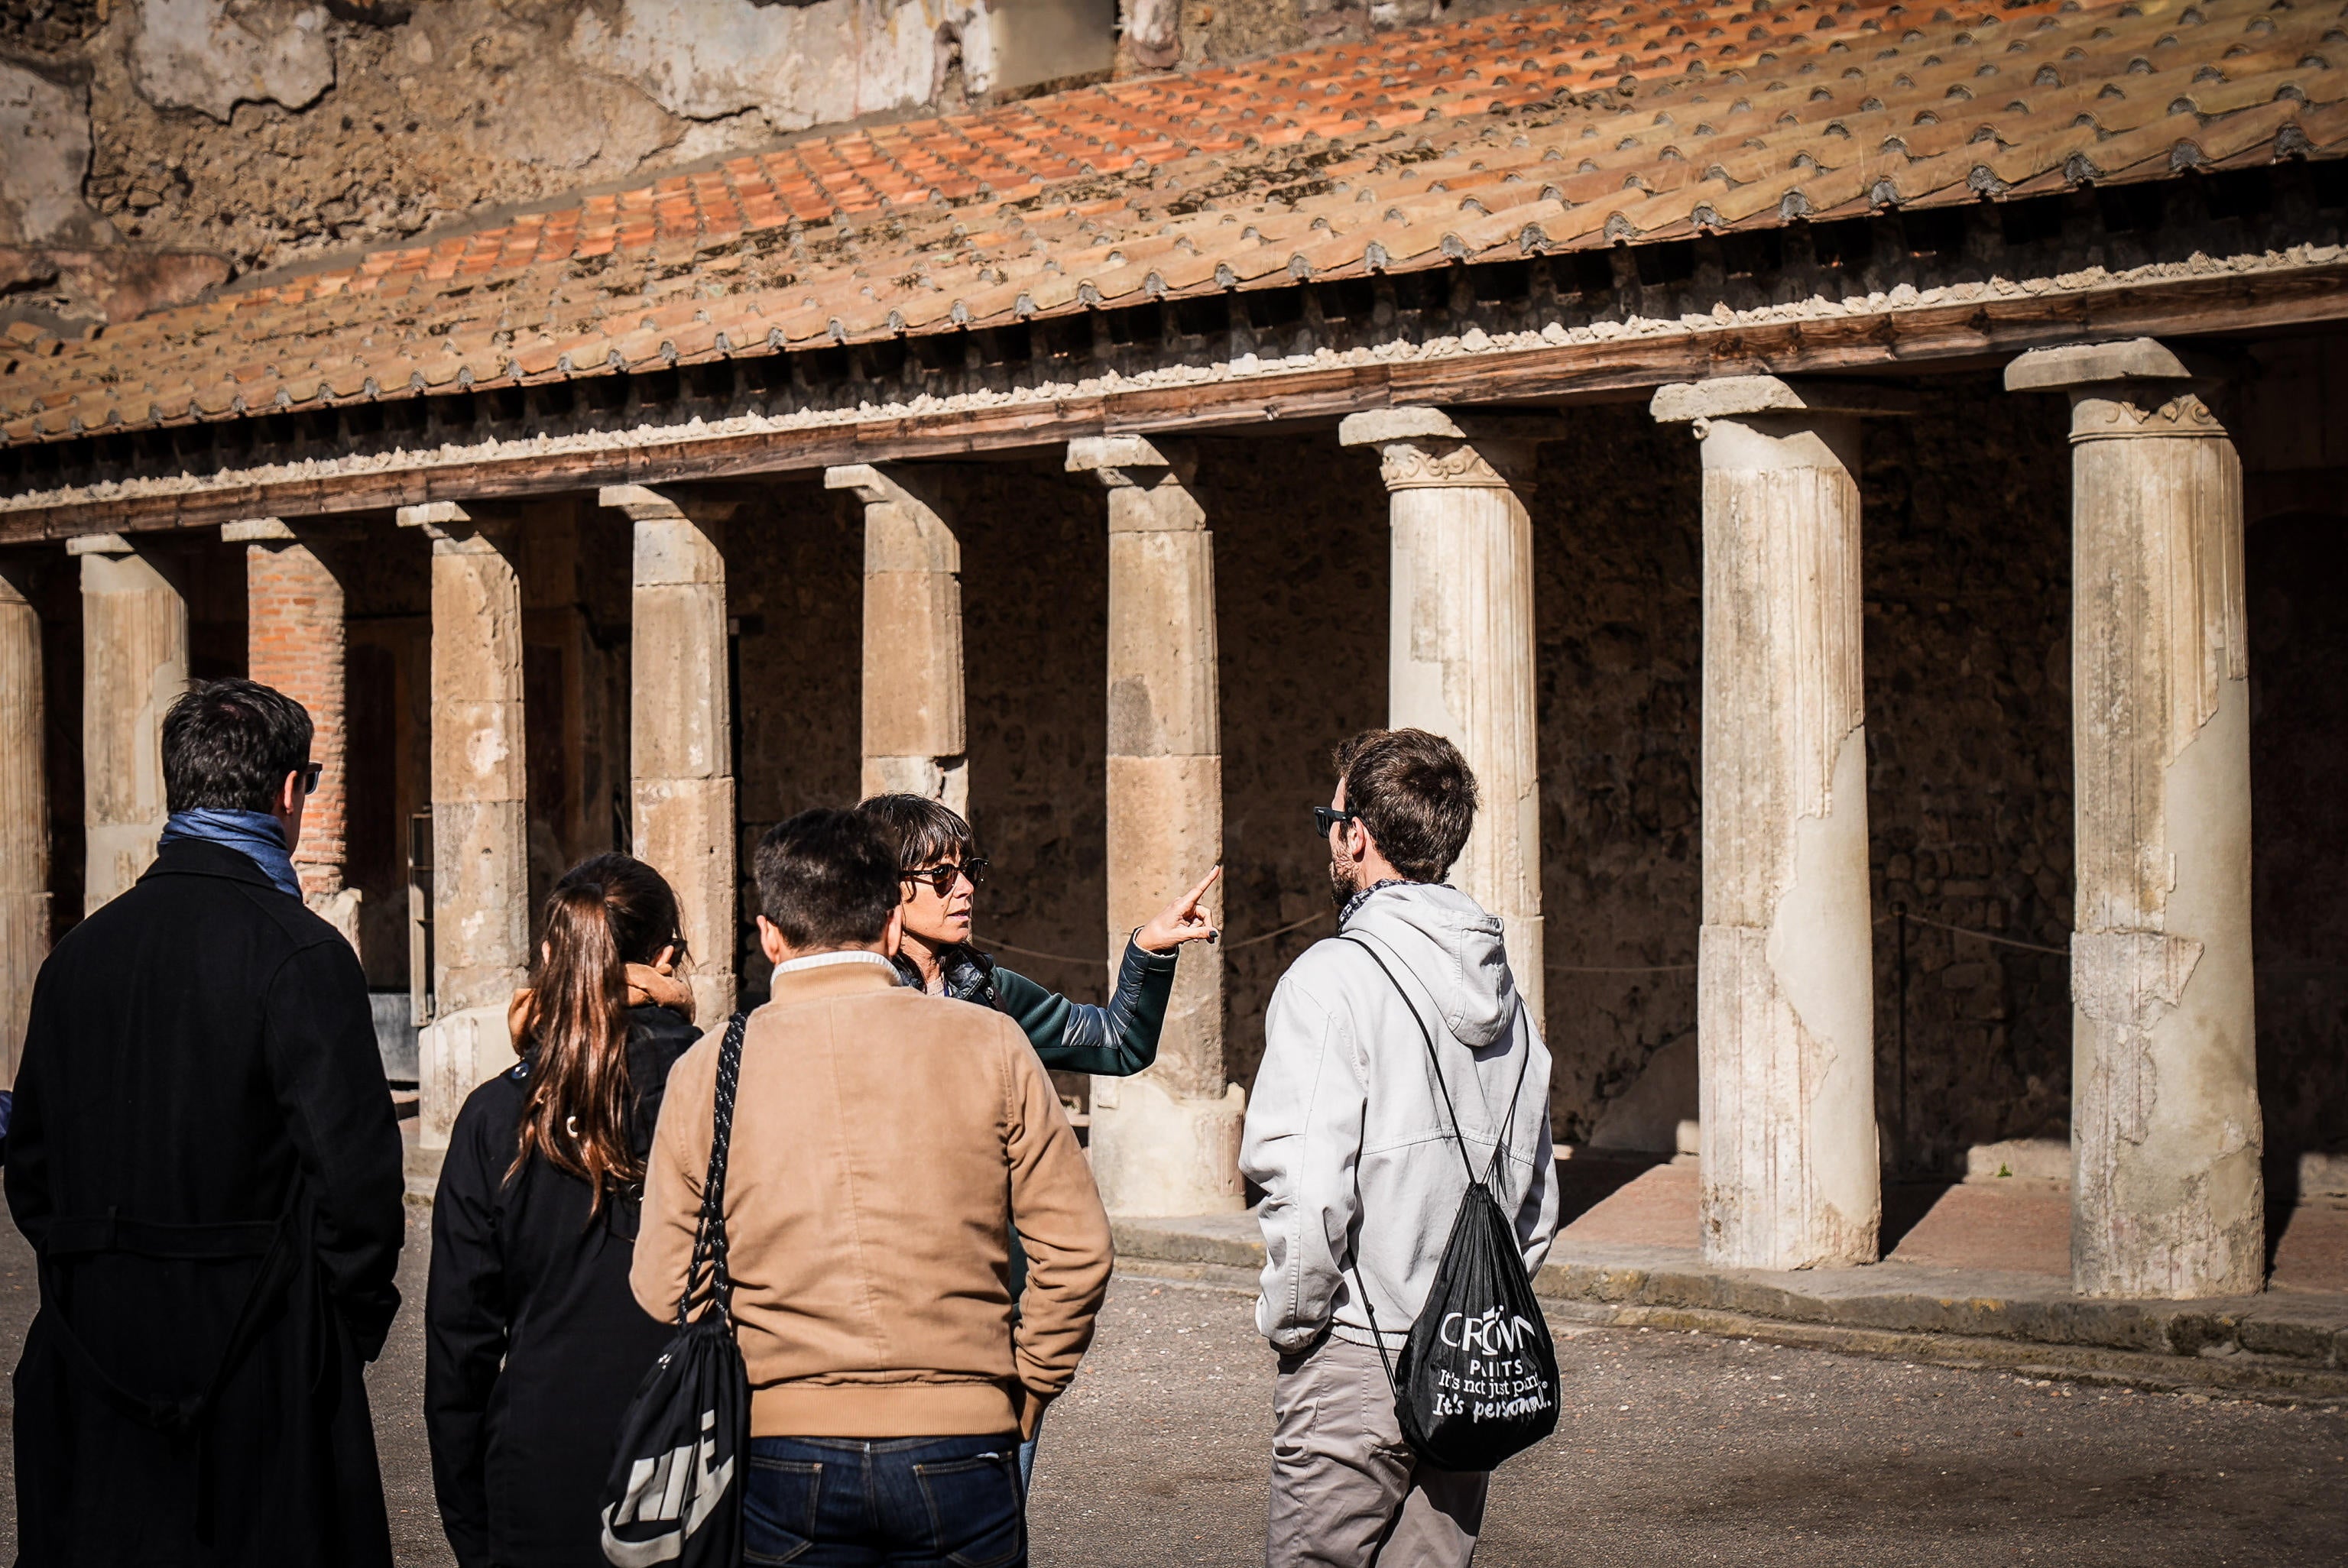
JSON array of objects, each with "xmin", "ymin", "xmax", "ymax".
[
  {"xmin": 1857, "ymin": 377, "xmax": 2077, "ymax": 1177},
  {"xmin": 727, "ymin": 475, "xmax": 864, "ymax": 996},
  {"xmin": 2239, "ymin": 335, "xmax": 2348, "ymax": 1188},
  {"xmin": 1202, "ymin": 431, "xmax": 1390, "ymax": 1092},
  {"xmin": 1529, "ymin": 406, "xmax": 1704, "ymax": 1150}
]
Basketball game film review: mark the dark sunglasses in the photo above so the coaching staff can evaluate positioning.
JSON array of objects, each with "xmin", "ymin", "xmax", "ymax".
[
  {"xmin": 903, "ymin": 857, "xmax": 988, "ymax": 897},
  {"xmin": 300, "ymin": 763, "xmax": 323, "ymax": 797},
  {"xmin": 1312, "ymin": 806, "xmax": 1358, "ymax": 837}
]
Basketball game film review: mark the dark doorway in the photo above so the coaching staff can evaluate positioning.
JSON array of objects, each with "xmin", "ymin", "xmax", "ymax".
[{"xmin": 2247, "ymin": 511, "xmax": 2348, "ymax": 1213}]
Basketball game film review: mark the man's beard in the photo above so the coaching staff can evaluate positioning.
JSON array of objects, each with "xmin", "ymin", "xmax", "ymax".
[{"xmin": 1328, "ymin": 851, "xmax": 1363, "ymax": 910}]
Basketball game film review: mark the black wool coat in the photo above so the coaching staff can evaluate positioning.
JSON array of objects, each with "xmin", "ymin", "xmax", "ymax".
[
  {"xmin": 425, "ymin": 1002, "xmax": 702, "ymax": 1568},
  {"xmin": 6, "ymin": 837, "xmax": 407, "ymax": 1568}
]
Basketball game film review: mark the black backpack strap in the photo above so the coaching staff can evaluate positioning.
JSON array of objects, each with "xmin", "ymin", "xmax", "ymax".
[
  {"xmin": 1340, "ymin": 936, "xmax": 1478, "ymax": 1186},
  {"xmin": 1334, "ymin": 936, "xmax": 1533, "ymax": 1393},
  {"xmin": 680, "ymin": 1011, "xmax": 750, "ymax": 1327}
]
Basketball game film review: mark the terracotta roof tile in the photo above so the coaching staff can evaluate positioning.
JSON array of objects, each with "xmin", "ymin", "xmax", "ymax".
[{"xmin": 6, "ymin": 0, "xmax": 2345, "ymax": 443}]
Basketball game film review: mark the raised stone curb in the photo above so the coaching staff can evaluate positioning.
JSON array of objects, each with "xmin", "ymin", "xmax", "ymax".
[{"xmin": 1111, "ymin": 1213, "xmax": 2348, "ymax": 1385}]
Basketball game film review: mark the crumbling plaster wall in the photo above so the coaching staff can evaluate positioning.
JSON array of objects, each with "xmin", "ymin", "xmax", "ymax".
[{"xmin": 2, "ymin": 0, "xmax": 1521, "ymax": 328}]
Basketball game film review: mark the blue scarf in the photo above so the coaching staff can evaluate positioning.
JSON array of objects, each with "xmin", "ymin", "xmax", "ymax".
[{"xmin": 158, "ymin": 808, "xmax": 303, "ymax": 901}]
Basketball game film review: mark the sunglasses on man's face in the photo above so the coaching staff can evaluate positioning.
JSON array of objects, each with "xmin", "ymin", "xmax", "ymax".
[
  {"xmin": 301, "ymin": 763, "xmax": 323, "ymax": 797},
  {"xmin": 1312, "ymin": 806, "xmax": 1358, "ymax": 837},
  {"xmin": 903, "ymin": 858, "xmax": 989, "ymax": 897}
]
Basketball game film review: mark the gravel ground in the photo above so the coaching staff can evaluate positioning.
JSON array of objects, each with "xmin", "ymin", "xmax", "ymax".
[{"xmin": 2, "ymin": 1210, "xmax": 2343, "ymax": 1566}]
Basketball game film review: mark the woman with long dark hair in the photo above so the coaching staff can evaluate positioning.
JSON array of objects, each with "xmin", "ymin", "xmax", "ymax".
[{"xmin": 424, "ymin": 853, "xmax": 705, "ymax": 1568}]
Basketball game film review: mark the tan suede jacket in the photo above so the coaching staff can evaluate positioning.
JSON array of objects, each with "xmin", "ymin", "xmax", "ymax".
[{"xmin": 631, "ymin": 954, "xmax": 1112, "ymax": 1439}]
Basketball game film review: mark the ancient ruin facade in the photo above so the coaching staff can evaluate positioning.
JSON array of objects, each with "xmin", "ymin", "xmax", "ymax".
[{"xmin": 4, "ymin": 0, "xmax": 2345, "ymax": 1297}]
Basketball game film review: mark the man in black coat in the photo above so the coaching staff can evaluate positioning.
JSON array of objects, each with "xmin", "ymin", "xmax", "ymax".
[{"xmin": 8, "ymin": 676, "xmax": 407, "ymax": 1566}]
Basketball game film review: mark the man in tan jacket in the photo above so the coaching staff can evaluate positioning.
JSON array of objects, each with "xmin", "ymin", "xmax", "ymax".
[{"xmin": 632, "ymin": 808, "xmax": 1111, "ymax": 1566}]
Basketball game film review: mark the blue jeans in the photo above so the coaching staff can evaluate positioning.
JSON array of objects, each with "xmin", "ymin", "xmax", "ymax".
[{"xmin": 744, "ymin": 1434, "xmax": 1026, "ymax": 1567}]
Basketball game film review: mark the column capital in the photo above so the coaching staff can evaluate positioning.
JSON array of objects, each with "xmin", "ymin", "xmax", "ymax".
[
  {"xmin": 2005, "ymin": 340, "xmax": 2229, "ymax": 444},
  {"xmin": 397, "ymin": 501, "xmax": 523, "ymax": 550},
  {"xmin": 64, "ymin": 532, "xmax": 134, "ymax": 556},
  {"xmin": 597, "ymin": 484, "xmax": 741, "ymax": 524},
  {"xmin": 1650, "ymin": 375, "xmax": 1916, "ymax": 427},
  {"xmin": 828, "ymin": 464, "xmax": 958, "ymax": 575},
  {"xmin": 1338, "ymin": 407, "xmax": 1552, "ymax": 492},
  {"xmin": 2003, "ymin": 337, "xmax": 2193, "ymax": 393},
  {"xmin": 224, "ymin": 516, "xmax": 365, "ymax": 546},
  {"xmin": 824, "ymin": 463, "xmax": 942, "ymax": 512},
  {"xmin": 1065, "ymin": 436, "xmax": 1197, "ymax": 489},
  {"xmin": 222, "ymin": 517, "xmax": 296, "ymax": 543}
]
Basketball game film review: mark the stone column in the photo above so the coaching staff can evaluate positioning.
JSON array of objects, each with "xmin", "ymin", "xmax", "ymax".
[
  {"xmin": 1652, "ymin": 376, "xmax": 1910, "ymax": 1272},
  {"xmin": 72, "ymin": 533, "xmax": 187, "ymax": 912},
  {"xmin": 229, "ymin": 517, "xmax": 362, "ymax": 949},
  {"xmin": 397, "ymin": 501, "xmax": 530, "ymax": 1148},
  {"xmin": 0, "ymin": 562, "xmax": 47, "ymax": 1086},
  {"xmin": 1338, "ymin": 408, "xmax": 1547, "ymax": 1030},
  {"xmin": 1068, "ymin": 436, "xmax": 1244, "ymax": 1216},
  {"xmin": 602, "ymin": 485, "xmax": 738, "ymax": 1022},
  {"xmin": 2006, "ymin": 339, "xmax": 2263, "ymax": 1299},
  {"xmin": 826, "ymin": 465, "xmax": 967, "ymax": 814}
]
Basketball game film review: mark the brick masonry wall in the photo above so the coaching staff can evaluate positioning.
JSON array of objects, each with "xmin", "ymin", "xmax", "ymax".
[{"xmin": 245, "ymin": 536, "xmax": 349, "ymax": 896}]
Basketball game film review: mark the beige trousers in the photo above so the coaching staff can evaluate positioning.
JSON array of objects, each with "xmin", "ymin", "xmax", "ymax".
[{"xmin": 1266, "ymin": 1335, "xmax": 1488, "ymax": 1568}]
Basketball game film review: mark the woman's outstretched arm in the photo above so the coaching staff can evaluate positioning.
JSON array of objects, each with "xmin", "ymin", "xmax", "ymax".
[{"xmin": 990, "ymin": 866, "xmax": 1221, "ymax": 1076}]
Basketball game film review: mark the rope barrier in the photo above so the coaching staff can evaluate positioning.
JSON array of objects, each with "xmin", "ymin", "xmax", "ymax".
[
  {"xmin": 978, "ymin": 905, "xmax": 1340, "ymax": 970},
  {"xmin": 1892, "ymin": 911, "xmax": 2072, "ymax": 958},
  {"xmin": 982, "ymin": 909, "xmax": 2071, "ymax": 973}
]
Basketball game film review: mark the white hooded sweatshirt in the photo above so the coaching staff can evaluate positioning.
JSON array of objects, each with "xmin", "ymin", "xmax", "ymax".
[{"xmin": 1242, "ymin": 881, "xmax": 1558, "ymax": 1354}]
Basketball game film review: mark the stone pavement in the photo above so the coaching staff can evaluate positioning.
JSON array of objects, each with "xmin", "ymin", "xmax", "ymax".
[
  {"xmin": 1117, "ymin": 1158, "xmax": 2348, "ymax": 1399},
  {"xmin": 0, "ymin": 1208, "xmax": 2343, "ymax": 1566}
]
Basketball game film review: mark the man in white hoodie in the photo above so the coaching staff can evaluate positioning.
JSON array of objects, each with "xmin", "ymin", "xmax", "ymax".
[{"xmin": 1242, "ymin": 727, "xmax": 1559, "ymax": 1568}]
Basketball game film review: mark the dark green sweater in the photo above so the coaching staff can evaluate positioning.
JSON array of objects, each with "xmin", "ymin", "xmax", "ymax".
[{"xmin": 909, "ymin": 935, "xmax": 1180, "ymax": 1077}]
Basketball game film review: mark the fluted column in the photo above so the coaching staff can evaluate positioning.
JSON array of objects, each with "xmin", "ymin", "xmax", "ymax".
[
  {"xmin": 398, "ymin": 501, "xmax": 530, "ymax": 1149},
  {"xmin": 72, "ymin": 533, "xmax": 187, "ymax": 912},
  {"xmin": 229, "ymin": 517, "xmax": 362, "ymax": 950},
  {"xmin": 1653, "ymin": 376, "xmax": 1909, "ymax": 1272},
  {"xmin": 2007, "ymin": 339, "xmax": 2262, "ymax": 1300},
  {"xmin": 0, "ymin": 562, "xmax": 47, "ymax": 1086},
  {"xmin": 826, "ymin": 465, "xmax": 966, "ymax": 815},
  {"xmin": 603, "ymin": 485, "xmax": 738, "ymax": 1021},
  {"xmin": 1069, "ymin": 436, "xmax": 1243, "ymax": 1216},
  {"xmin": 1338, "ymin": 408, "xmax": 1547, "ymax": 1031}
]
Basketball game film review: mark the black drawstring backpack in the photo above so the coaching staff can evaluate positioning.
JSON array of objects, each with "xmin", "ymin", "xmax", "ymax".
[
  {"xmin": 1342, "ymin": 938, "xmax": 1561, "ymax": 1473},
  {"xmin": 600, "ymin": 1011, "xmax": 751, "ymax": 1568}
]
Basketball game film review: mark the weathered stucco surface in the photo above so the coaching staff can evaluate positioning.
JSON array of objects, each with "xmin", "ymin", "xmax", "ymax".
[
  {"xmin": 567, "ymin": 0, "xmax": 988, "ymax": 129},
  {"xmin": 0, "ymin": 60, "xmax": 95, "ymax": 245}
]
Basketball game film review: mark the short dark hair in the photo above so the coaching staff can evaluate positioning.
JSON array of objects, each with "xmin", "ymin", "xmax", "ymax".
[
  {"xmin": 753, "ymin": 808, "xmax": 902, "ymax": 950},
  {"xmin": 1333, "ymin": 727, "xmax": 1478, "ymax": 883},
  {"xmin": 162, "ymin": 678, "xmax": 313, "ymax": 814},
  {"xmin": 856, "ymin": 792, "xmax": 975, "ymax": 871}
]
